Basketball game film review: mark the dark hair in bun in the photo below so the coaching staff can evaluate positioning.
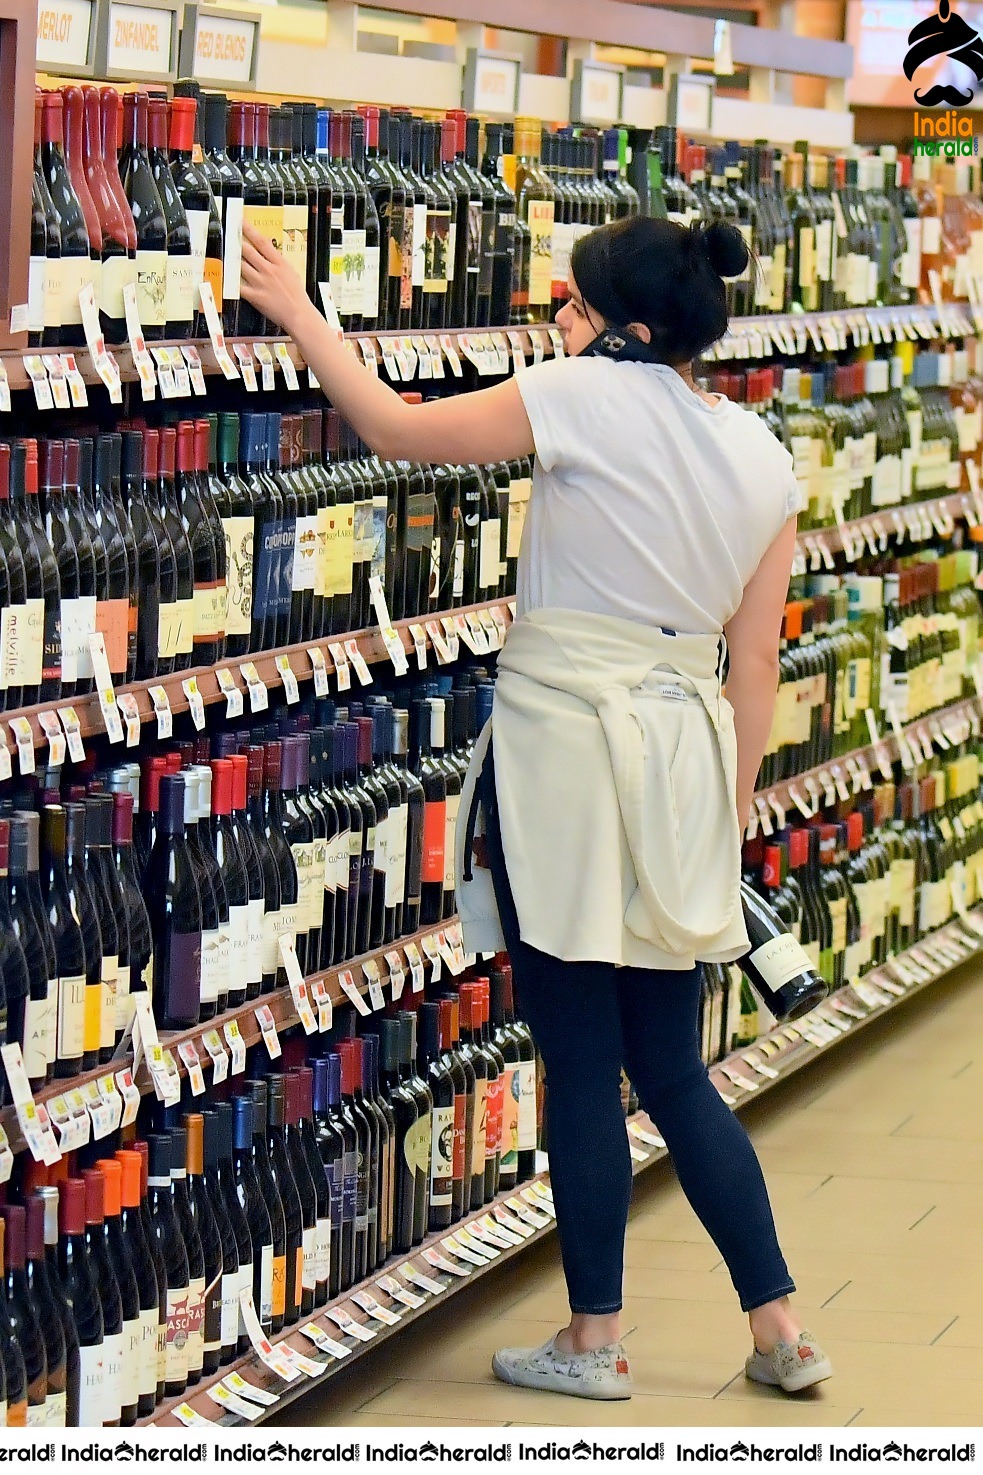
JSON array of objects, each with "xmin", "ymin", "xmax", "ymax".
[{"xmin": 570, "ymin": 215, "xmax": 751, "ymax": 365}]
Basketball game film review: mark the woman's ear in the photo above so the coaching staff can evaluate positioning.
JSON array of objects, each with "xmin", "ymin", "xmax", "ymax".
[{"xmin": 627, "ymin": 321, "xmax": 652, "ymax": 344}]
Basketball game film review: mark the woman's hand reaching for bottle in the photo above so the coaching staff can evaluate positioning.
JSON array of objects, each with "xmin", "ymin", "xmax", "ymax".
[{"xmin": 240, "ymin": 222, "xmax": 314, "ymax": 339}]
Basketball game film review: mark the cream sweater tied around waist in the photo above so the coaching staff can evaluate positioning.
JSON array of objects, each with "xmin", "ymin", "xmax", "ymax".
[{"xmin": 454, "ymin": 607, "xmax": 751, "ymax": 971}]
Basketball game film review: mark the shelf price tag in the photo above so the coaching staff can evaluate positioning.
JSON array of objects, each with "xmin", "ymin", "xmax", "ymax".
[
  {"xmin": 308, "ymin": 647, "xmax": 330, "ymax": 697},
  {"xmin": 254, "ymin": 1005, "xmax": 282, "ymax": 1059},
  {"xmin": 421, "ymin": 932, "xmax": 442, "ymax": 983},
  {"xmin": 328, "ymin": 642, "xmax": 351, "ymax": 691},
  {"xmin": 60, "ymin": 353, "xmax": 88, "ymax": 407},
  {"xmin": 89, "ymin": 633, "xmax": 124, "ymax": 744},
  {"xmin": 351, "ymin": 1289, "xmax": 402, "ymax": 1325},
  {"xmin": 385, "ymin": 950, "xmax": 406, "ymax": 1002},
  {"xmin": 181, "ymin": 345, "xmax": 207, "ymax": 396},
  {"xmin": 0, "ymin": 360, "xmax": 11, "ymax": 414},
  {"xmin": 202, "ymin": 1030, "xmax": 229, "ymax": 1086},
  {"xmin": 37, "ymin": 710, "xmax": 66, "ymax": 767},
  {"xmin": 401, "ymin": 1262, "xmax": 447, "ymax": 1295},
  {"xmin": 377, "ymin": 1274, "xmax": 425, "ymax": 1310},
  {"xmin": 298, "ymin": 1324, "xmax": 351, "ymax": 1361},
  {"xmin": 59, "ymin": 708, "xmax": 86, "ymax": 764},
  {"xmin": 0, "ymin": 733, "xmax": 14, "ymax": 783},
  {"xmin": 1, "ymin": 1044, "xmax": 60, "ymax": 1164},
  {"xmin": 223, "ymin": 1371, "xmax": 283, "ymax": 1405},
  {"xmin": 205, "ymin": 1383, "xmax": 262, "ymax": 1422},
  {"xmin": 344, "ymin": 639, "xmax": 373, "ymax": 686},
  {"xmin": 240, "ymin": 662, "xmax": 269, "ymax": 712},
  {"xmin": 117, "ymin": 692, "xmax": 141, "ymax": 747},
  {"xmin": 357, "ymin": 338, "xmax": 379, "ymax": 376},
  {"xmin": 310, "ymin": 978, "xmax": 332, "ymax": 1032},
  {"xmin": 224, "ymin": 1018, "xmax": 247, "ymax": 1074},
  {"xmin": 438, "ymin": 335, "xmax": 464, "ymax": 378},
  {"xmin": 279, "ymin": 937, "xmax": 317, "ymax": 1034},
  {"xmin": 98, "ymin": 1074, "xmax": 124, "ymax": 1134},
  {"xmin": 369, "ymin": 577, "xmax": 409, "ymax": 676},
  {"xmin": 404, "ymin": 941, "xmax": 425, "ymax": 993},
  {"xmin": 273, "ymin": 340, "xmax": 299, "ymax": 391},
  {"xmin": 275, "ymin": 655, "xmax": 301, "ymax": 705},
  {"xmin": 407, "ymin": 623, "xmax": 428, "ymax": 670},
  {"xmin": 362, "ymin": 958, "xmax": 386, "ymax": 1013},
  {"xmin": 233, "ymin": 343, "xmax": 258, "ymax": 392},
  {"xmin": 148, "ymin": 685, "xmax": 173, "ymax": 739},
  {"xmin": 440, "ymin": 617, "xmax": 460, "ymax": 662},
  {"xmin": 42, "ymin": 354, "xmax": 70, "ymax": 408},
  {"xmin": 425, "ymin": 620, "xmax": 454, "ymax": 665},
  {"xmin": 150, "ymin": 345, "xmax": 177, "ymax": 399},
  {"xmin": 465, "ymin": 612, "xmax": 489, "ymax": 653},
  {"xmin": 181, "ymin": 677, "xmax": 206, "ymax": 731},
  {"xmin": 178, "ymin": 1039, "xmax": 207, "ymax": 1096},
  {"xmin": 114, "ymin": 1068, "xmax": 141, "ymax": 1128},
  {"xmin": 8, "ymin": 717, "xmax": 35, "ymax": 775},
  {"xmin": 48, "ymin": 1096, "xmax": 84, "ymax": 1153},
  {"xmin": 173, "ymin": 1403, "xmax": 217, "ymax": 1428},
  {"xmin": 506, "ymin": 331, "xmax": 527, "ymax": 375},
  {"xmin": 83, "ymin": 1078, "xmax": 115, "ymax": 1139},
  {"xmin": 338, "ymin": 969, "xmax": 371, "ymax": 1017},
  {"xmin": 324, "ymin": 1305, "xmax": 377, "ymax": 1341},
  {"xmin": 238, "ymin": 1288, "xmax": 301, "ymax": 1380},
  {"xmin": 23, "ymin": 355, "xmax": 53, "ymax": 411},
  {"xmin": 425, "ymin": 336, "xmax": 444, "ymax": 379},
  {"xmin": 253, "ymin": 341, "xmax": 276, "ymax": 392},
  {"xmin": 199, "ymin": 282, "xmax": 239, "ymax": 380},
  {"xmin": 422, "ymin": 1246, "xmax": 471, "ymax": 1279},
  {"xmin": 215, "ymin": 668, "xmax": 243, "ymax": 719}
]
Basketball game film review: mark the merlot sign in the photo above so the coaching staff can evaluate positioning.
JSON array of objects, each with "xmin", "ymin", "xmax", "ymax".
[
  {"xmin": 178, "ymin": 4, "xmax": 260, "ymax": 89},
  {"xmin": 36, "ymin": 0, "xmax": 98, "ymax": 76},
  {"xmin": 92, "ymin": 0, "xmax": 180, "ymax": 81}
]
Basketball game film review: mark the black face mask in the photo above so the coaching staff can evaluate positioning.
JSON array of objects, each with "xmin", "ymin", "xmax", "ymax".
[{"xmin": 581, "ymin": 325, "xmax": 662, "ymax": 365}]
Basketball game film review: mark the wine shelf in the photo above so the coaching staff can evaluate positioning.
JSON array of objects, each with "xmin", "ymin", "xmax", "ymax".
[
  {"xmin": 796, "ymin": 492, "xmax": 972, "ymax": 564},
  {"xmin": 0, "ymin": 596, "xmax": 516, "ymax": 761},
  {"xmin": 142, "ymin": 904, "xmax": 983, "ymax": 1428},
  {"xmin": 750, "ymin": 695, "xmax": 983, "ymax": 837},
  {"xmin": 3, "ymin": 301, "xmax": 979, "ymax": 403},
  {"xmin": 0, "ymin": 915, "xmax": 469, "ymax": 1158}
]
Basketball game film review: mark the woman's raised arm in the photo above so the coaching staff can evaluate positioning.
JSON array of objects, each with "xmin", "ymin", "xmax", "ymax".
[{"xmin": 241, "ymin": 224, "xmax": 537, "ymax": 466}]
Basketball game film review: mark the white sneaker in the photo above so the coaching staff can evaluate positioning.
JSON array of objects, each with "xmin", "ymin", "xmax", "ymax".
[
  {"xmin": 492, "ymin": 1335, "xmax": 633, "ymax": 1401},
  {"xmin": 745, "ymin": 1330, "xmax": 833, "ymax": 1393}
]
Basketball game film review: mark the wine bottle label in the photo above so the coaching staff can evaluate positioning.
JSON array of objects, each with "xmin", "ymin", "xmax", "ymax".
[
  {"xmin": 430, "ymin": 1103, "xmax": 455, "ymax": 1206},
  {"xmin": 186, "ymin": 209, "xmax": 210, "ymax": 297},
  {"xmin": 200, "ymin": 927, "xmax": 223, "ymax": 1005},
  {"xmin": 516, "ymin": 1060, "xmax": 537, "ymax": 1152},
  {"xmin": 301, "ymin": 1225, "xmax": 317, "ymax": 1293},
  {"xmin": 185, "ymin": 1275, "xmax": 206, "ymax": 1374},
  {"xmin": 227, "ymin": 902, "xmax": 250, "ymax": 983},
  {"xmin": 276, "ymin": 903, "xmax": 300, "ymax": 957},
  {"xmin": 385, "ymin": 802, "xmax": 408, "ymax": 909},
  {"xmin": 1, "ymin": 597, "xmax": 42, "ymax": 688},
  {"xmin": 43, "ymin": 256, "xmax": 64, "ymax": 330},
  {"xmin": 747, "ymin": 933, "xmax": 816, "ymax": 993},
  {"xmin": 271, "ymin": 1252, "xmax": 287, "ymax": 1321},
  {"xmin": 139, "ymin": 1306, "xmax": 158, "ymax": 1398},
  {"xmin": 423, "ymin": 206, "xmax": 450, "ymax": 295},
  {"xmin": 202, "ymin": 1263, "xmax": 223, "ymax": 1357},
  {"xmin": 156, "ymin": 1306, "xmax": 167, "ymax": 1388},
  {"xmin": 828, "ymin": 895, "xmax": 847, "ymax": 956},
  {"xmin": 246, "ymin": 897, "xmax": 264, "ymax": 984},
  {"xmin": 442, "ymin": 791, "xmax": 460, "ymax": 893},
  {"xmin": 178, "ymin": 596, "xmax": 195, "ymax": 655},
  {"xmin": 136, "ymin": 249, "xmax": 167, "ymax": 329},
  {"xmin": 95, "ymin": 596, "xmax": 130, "ymax": 678},
  {"xmin": 22, "ymin": 993, "xmax": 56, "ymax": 1079},
  {"xmin": 122, "ymin": 1315, "xmax": 141, "ymax": 1412},
  {"xmin": 505, "ymin": 479, "xmax": 532, "ymax": 561},
  {"xmin": 331, "ymin": 229, "xmax": 365, "ymax": 317},
  {"xmin": 478, "ymin": 517, "xmax": 502, "ymax": 591},
  {"xmin": 282, "ymin": 204, "xmax": 309, "ymax": 287},
  {"xmin": 550, "ymin": 219, "xmax": 574, "ymax": 300},
  {"xmin": 341, "ymin": 1147, "xmax": 357, "ymax": 1228},
  {"xmin": 362, "ymin": 244, "xmax": 380, "ymax": 320},
  {"xmin": 754, "ymin": 255, "xmax": 774, "ymax": 309},
  {"xmin": 59, "ymin": 595, "xmax": 96, "ymax": 684},
  {"xmin": 325, "ymin": 829, "xmax": 349, "ymax": 895},
  {"xmin": 258, "ymin": 1242, "xmax": 274, "ymax": 1326},
  {"xmin": 500, "ymin": 1066, "xmax": 519, "ymax": 1172},
  {"xmin": 814, "ymin": 220, "xmax": 833, "ymax": 284},
  {"xmin": 203, "ymin": 253, "xmax": 224, "ymax": 313},
  {"xmin": 446, "ymin": 223, "xmax": 457, "ymax": 285},
  {"xmin": 485, "ymin": 1073, "xmax": 504, "ymax": 1158},
  {"xmin": 56, "ymin": 973, "xmax": 85, "ymax": 1063},
  {"xmin": 421, "ymin": 798, "xmax": 446, "ymax": 886},
  {"xmin": 526, "ymin": 199, "xmax": 555, "ymax": 307},
  {"xmin": 60, "ymin": 255, "xmax": 89, "ymax": 326},
  {"xmin": 291, "ymin": 841, "xmax": 316, "ymax": 933},
  {"xmin": 77, "ymin": 1342, "xmax": 105, "ymax": 1429},
  {"xmin": 28, "ymin": 255, "xmax": 46, "ymax": 335},
  {"xmin": 314, "ymin": 1215, "xmax": 331, "ymax": 1288},
  {"xmin": 223, "ymin": 196, "xmax": 244, "ymax": 303},
  {"xmin": 403, "ymin": 1112, "xmax": 432, "ymax": 1180},
  {"xmin": 471, "ymin": 1080, "xmax": 487, "ymax": 1179},
  {"xmin": 797, "ymin": 226, "xmax": 816, "ymax": 289},
  {"xmin": 37, "ymin": 1390, "xmax": 66, "ymax": 1427},
  {"xmin": 164, "ymin": 254, "xmax": 196, "ymax": 326},
  {"xmin": 261, "ymin": 906, "xmax": 282, "ymax": 976},
  {"xmin": 219, "ymin": 1270, "xmax": 239, "ymax": 1351},
  {"xmin": 102, "ymin": 1330, "xmax": 124, "ymax": 1423},
  {"xmin": 193, "ymin": 581, "xmax": 227, "ymax": 642},
  {"xmin": 157, "ymin": 600, "xmax": 181, "ymax": 661},
  {"xmin": 100, "ymin": 953, "xmax": 118, "ymax": 1051},
  {"xmin": 223, "ymin": 514, "xmax": 254, "ymax": 637},
  {"xmin": 291, "ymin": 513, "xmax": 318, "ymax": 594},
  {"xmin": 102, "ymin": 253, "xmax": 137, "ymax": 321},
  {"xmin": 26, "ymin": 1400, "xmax": 49, "ymax": 1428},
  {"xmin": 450, "ymin": 1092, "xmax": 466, "ymax": 1182}
]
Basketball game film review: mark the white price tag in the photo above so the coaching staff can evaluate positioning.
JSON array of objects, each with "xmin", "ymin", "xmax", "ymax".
[
  {"xmin": 274, "ymin": 341, "xmax": 300, "ymax": 391},
  {"xmin": 275, "ymin": 655, "xmax": 301, "ymax": 705},
  {"xmin": 328, "ymin": 643, "xmax": 351, "ymax": 691},
  {"xmin": 240, "ymin": 662, "xmax": 269, "ymax": 713},
  {"xmin": 215, "ymin": 668, "xmax": 244, "ymax": 719},
  {"xmin": 344, "ymin": 639, "xmax": 373, "ymax": 686},
  {"xmin": 298, "ymin": 1323, "xmax": 350, "ymax": 1360},
  {"xmin": 439, "ymin": 335, "xmax": 464, "ymax": 377},
  {"xmin": 202, "ymin": 1030, "xmax": 229, "ymax": 1085},
  {"xmin": 117, "ymin": 692, "xmax": 141, "ymax": 747},
  {"xmin": 324, "ymin": 1305, "xmax": 377, "ymax": 1341},
  {"xmin": 58, "ymin": 707, "xmax": 86, "ymax": 764},
  {"xmin": 90, "ymin": 633, "xmax": 124, "ymax": 744},
  {"xmin": 338, "ymin": 969, "xmax": 371, "ymax": 1016},
  {"xmin": 255, "ymin": 1004, "xmax": 282, "ymax": 1059},
  {"xmin": 8, "ymin": 716, "xmax": 34, "ymax": 775},
  {"xmin": 233, "ymin": 343, "xmax": 258, "ymax": 392},
  {"xmin": 181, "ymin": 345, "xmax": 207, "ymax": 396},
  {"xmin": 182, "ymin": 676, "xmax": 207, "ymax": 730},
  {"xmin": 310, "ymin": 977, "xmax": 332, "ymax": 1032},
  {"xmin": 385, "ymin": 950, "xmax": 406, "ymax": 1001},
  {"xmin": 308, "ymin": 647, "xmax": 330, "ymax": 697},
  {"xmin": 148, "ymin": 686, "xmax": 173, "ymax": 740},
  {"xmin": 224, "ymin": 1018, "xmax": 247, "ymax": 1074},
  {"xmin": 425, "ymin": 620, "xmax": 454, "ymax": 665},
  {"xmin": 408, "ymin": 623, "xmax": 428, "ymax": 670},
  {"xmin": 279, "ymin": 937, "xmax": 317, "ymax": 1034},
  {"xmin": 198, "ymin": 281, "xmax": 238, "ymax": 379},
  {"xmin": 23, "ymin": 355, "xmax": 54, "ymax": 410},
  {"xmin": 404, "ymin": 941, "xmax": 425, "ymax": 993},
  {"xmin": 178, "ymin": 1039, "xmax": 207, "ymax": 1095},
  {"xmin": 115, "ymin": 1068, "xmax": 141, "ymax": 1128},
  {"xmin": 253, "ymin": 341, "xmax": 276, "ymax": 393},
  {"xmin": 362, "ymin": 958, "xmax": 386, "ymax": 1012}
]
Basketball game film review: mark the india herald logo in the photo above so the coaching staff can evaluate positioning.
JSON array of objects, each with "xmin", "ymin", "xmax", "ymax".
[{"xmin": 905, "ymin": 0, "xmax": 983, "ymax": 106}]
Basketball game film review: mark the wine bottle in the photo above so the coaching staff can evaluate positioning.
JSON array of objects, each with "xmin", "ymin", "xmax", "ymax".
[
  {"xmin": 1, "ymin": 1207, "xmax": 48, "ymax": 1426},
  {"xmin": 199, "ymin": 1109, "xmax": 246, "ymax": 1363},
  {"xmin": 111, "ymin": 792, "xmax": 153, "ymax": 1022},
  {"xmin": 168, "ymin": 1126, "xmax": 206, "ymax": 1386},
  {"xmin": 40, "ymin": 92, "xmax": 90, "ymax": 346},
  {"xmin": 417, "ymin": 1001, "xmax": 455, "ymax": 1231},
  {"xmin": 280, "ymin": 1074, "xmax": 318, "ymax": 1317},
  {"xmin": 60, "ymin": 89, "xmax": 103, "ymax": 319},
  {"xmin": 312, "ymin": 1055, "xmax": 352, "ymax": 1297},
  {"xmin": 147, "ymin": 97, "xmax": 194, "ymax": 337},
  {"xmin": 24, "ymin": 1197, "xmax": 69, "ymax": 1427},
  {"xmin": 62, "ymin": 803, "xmax": 103, "ymax": 1073},
  {"xmin": 247, "ymin": 1082, "xmax": 287, "ymax": 1336},
  {"xmin": 145, "ymin": 1135, "xmax": 191, "ymax": 1399},
  {"xmin": 39, "ymin": 807, "xmax": 86, "ymax": 1079},
  {"xmin": 82, "ymin": 85, "xmax": 136, "ymax": 344},
  {"xmin": 169, "ymin": 97, "xmax": 223, "ymax": 337},
  {"xmin": 91, "ymin": 1162, "xmax": 141, "ymax": 1427},
  {"xmin": 31, "ymin": 90, "xmax": 60, "ymax": 348},
  {"xmin": 83, "ymin": 795, "xmax": 123, "ymax": 1062},
  {"xmin": 114, "ymin": 1150, "xmax": 161, "ymax": 1419},
  {"xmin": 8, "ymin": 815, "xmax": 53, "ymax": 1092},
  {"xmin": 231, "ymin": 1095, "xmax": 274, "ymax": 1336},
  {"xmin": 264, "ymin": 1077, "xmax": 304, "ymax": 1328},
  {"xmin": 57, "ymin": 1178, "xmax": 104, "ymax": 1428},
  {"xmin": 119, "ymin": 92, "xmax": 167, "ymax": 340},
  {"xmin": 738, "ymin": 881, "xmax": 829, "ymax": 1021},
  {"xmin": 292, "ymin": 1068, "xmax": 332, "ymax": 1307},
  {"xmin": 144, "ymin": 774, "xmax": 203, "ymax": 1031}
]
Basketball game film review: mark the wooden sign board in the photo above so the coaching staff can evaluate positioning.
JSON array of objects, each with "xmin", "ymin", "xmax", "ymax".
[
  {"xmin": 93, "ymin": 0, "xmax": 180, "ymax": 81},
  {"xmin": 178, "ymin": 4, "xmax": 260, "ymax": 89}
]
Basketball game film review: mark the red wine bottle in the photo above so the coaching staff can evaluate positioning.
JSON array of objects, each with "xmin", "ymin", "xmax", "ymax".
[
  {"xmin": 40, "ymin": 806, "xmax": 86, "ymax": 1079},
  {"xmin": 146, "ymin": 97, "xmax": 193, "ymax": 337},
  {"xmin": 266, "ymin": 1077, "xmax": 307, "ymax": 1325},
  {"xmin": 57, "ymin": 1178, "xmax": 104, "ymax": 1429},
  {"xmin": 144, "ymin": 774, "xmax": 203, "ymax": 1031},
  {"xmin": 195, "ymin": 1110, "xmax": 241, "ymax": 1366},
  {"xmin": 31, "ymin": 89, "xmax": 61, "ymax": 348},
  {"xmin": 231, "ymin": 1095, "xmax": 274, "ymax": 1338},
  {"xmin": 94, "ymin": 86, "xmax": 138, "ymax": 345},
  {"xmin": 80, "ymin": 1170, "xmax": 125, "ymax": 1426},
  {"xmin": 63, "ymin": 803, "xmax": 103, "ymax": 1073},
  {"xmin": 114, "ymin": 1150, "xmax": 160, "ymax": 1419},
  {"xmin": 40, "ymin": 92, "xmax": 90, "ymax": 346},
  {"xmin": 90, "ymin": 1162, "xmax": 141, "ymax": 1426},
  {"xmin": 8, "ymin": 815, "xmax": 55, "ymax": 1091},
  {"xmin": 168, "ymin": 1127, "xmax": 205, "ymax": 1387},
  {"xmin": 111, "ymin": 792, "xmax": 153, "ymax": 1022},
  {"xmin": 247, "ymin": 1082, "xmax": 288, "ymax": 1335},
  {"xmin": 25, "ymin": 1197, "xmax": 69, "ymax": 1427},
  {"xmin": 417, "ymin": 1002, "xmax": 455, "ymax": 1231},
  {"xmin": 82, "ymin": 795, "xmax": 122, "ymax": 1063},
  {"xmin": 312, "ymin": 1056, "xmax": 352, "ymax": 1296},
  {"xmin": 169, "ymin": 97, "xmax": 223, "ymax": 337},
  {"xmin": 1, "ymin": 1206, "xmax": 48, "ymax": 1426},
  {"xmin": 437, "ymin": 998, "xmax": 472, "ymax": 1219},
  {"xmin": 291, "ymin": 1068, "xmax": 331, "ymax": 1308},
  {"xmin": 145, "ymin": 1135, "xmax": 191, "ymax": 1400},
  {"xmin": 119, "ymin": 92, "xmax": 166, "ymax": 340}
]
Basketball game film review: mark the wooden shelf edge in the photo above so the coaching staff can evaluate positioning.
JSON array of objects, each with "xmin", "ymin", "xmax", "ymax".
[
  {"xmin": 0, "ymin": 596, "xmax": 515, "ymax": 758},
  {"xmin": 142, "ymin": 905, "xmax": 983, "ymax": 1427}
]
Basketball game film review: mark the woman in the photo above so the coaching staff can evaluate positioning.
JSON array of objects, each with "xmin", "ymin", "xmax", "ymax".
[{"xmin": 241, "ymin": 212, "xmax": 832, "ymax": 1404}]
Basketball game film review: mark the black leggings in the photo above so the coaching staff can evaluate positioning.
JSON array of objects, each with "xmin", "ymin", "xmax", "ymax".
[{"xmin": 479, "ymin": 751, "xmax": 796, "ymax": 1316}]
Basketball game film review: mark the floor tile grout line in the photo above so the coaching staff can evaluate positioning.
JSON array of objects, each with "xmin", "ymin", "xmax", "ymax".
[
  {"xmin": 713, "ymin": 1370, "xmax": 745, "ymax": 1400},
  {"xmin": 845, "ymin": 1409, "xmax": 865, "ymax": 1426},
  {"xmin": 806, "ymin": 1174, "xmax": 835, "ymax": 1199},
  {"xmin": 930, "ymin": 1316, "xmax": 960, "ymax": 1345},
  {"xmin": 908, "ymin": 1205, "xmax": 938, "ymax": 1230},
  {"xmin": 890, "ymin": 1113, "xmax": 916, "ymax": 1136},
  {"xmin": 821, "ymin": 1280, "xmax": 853, "ymax": 1309}
]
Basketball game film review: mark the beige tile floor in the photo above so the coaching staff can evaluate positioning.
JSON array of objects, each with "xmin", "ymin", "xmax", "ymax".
[{"xmin": 276, "ymin": 958, "xmax": 983, "ymax": 1429}]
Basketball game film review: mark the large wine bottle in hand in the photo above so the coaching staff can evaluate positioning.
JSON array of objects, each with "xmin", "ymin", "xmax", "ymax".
[{"xmin": 737, "ymin": 882, "xmax": 829, "ymax": 1022}]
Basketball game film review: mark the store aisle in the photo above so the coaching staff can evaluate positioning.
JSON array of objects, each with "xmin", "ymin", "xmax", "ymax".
[{"xmin": 277, "ymin": 961, "xmax": 983, "ymax": 1430}]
